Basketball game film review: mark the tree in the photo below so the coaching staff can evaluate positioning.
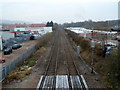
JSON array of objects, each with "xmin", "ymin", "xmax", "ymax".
[
  {"xmin": 46, "ymin": 21, "xmax": 54, "ymax": 27},
  {"xmin": 46, "ymin": 22, "xmax": 50, "ymax": 27},
  {"xmin": 50, "ymin": 21, "xmax": 53, "ymax": 27}
]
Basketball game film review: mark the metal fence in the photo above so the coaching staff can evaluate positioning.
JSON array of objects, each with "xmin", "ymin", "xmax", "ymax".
[{"xmin": 0, "ymin": 45, "xmax": 37, "ymax": 82}]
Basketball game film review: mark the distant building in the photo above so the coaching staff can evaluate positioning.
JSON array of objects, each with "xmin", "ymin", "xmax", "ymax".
[
  {"xmin": 13, "ymin": 27, "xmax": 52, "ymax": 35},
  {"xmin": 29, "ymin": 24, "xmax": 46, "ymax": 27},
  {"xmin": 2, "ymin": 24, "xmax": 46, "ymax": 31},
  {"xmin": 11, "ymin": 24, "xmax": 52, "ymax": 35},
  {"xmin": 14, "ymin": 28, "xmax": 26, "ymax": 31},
  {"xmin": 2, "ymin": 24, "xmax": 27, "ymax": 31}
]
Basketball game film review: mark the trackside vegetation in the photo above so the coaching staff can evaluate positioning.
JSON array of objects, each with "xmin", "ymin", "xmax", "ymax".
[{"xmin": 65, "ymin": 29, "xmax": 120, "ymax": 88}]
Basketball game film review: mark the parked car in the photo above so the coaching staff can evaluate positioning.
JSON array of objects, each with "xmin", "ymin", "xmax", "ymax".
[
  {"xmin": 30, "ymin": 34, "xmax": 41, "ymax": 40},
  {"xmin": 2, "ymin": 44, "xmax": 7, "ymax": 51},
  {"xmin": 0, "ymin": 57, "xmax": 7, "ymax": 63},
  {"xmin": 30, "ymin": 35, "xmax": 35, "ymax": 40},
  {"xmin": 106, "ymin": 46, "xmax": 113, "ymax": 55},
  {"xmin": 111, "ymin": 25, "xmax": 120, "ymax": 31},
  {"xmin": 12, "ymin": 44, "xmax": 22, "ymax": 49},
  {"xmin": 4, "ymin": 47, "xmax": 12, "ymax": 55}
]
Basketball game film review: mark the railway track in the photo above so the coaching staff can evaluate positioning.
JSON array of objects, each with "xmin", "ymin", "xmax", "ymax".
[
  {"xmin": 62, "ymin": 29, "xmax": 89, "ymax": 89},
  {"xmin": 62, "ymin": 30, "xmax": 79, "ymax": 75},
  {"xmin": 43, "ymin": 28, "xmax": 61, "ymax": 75},
  {"xmin": 37, "ymin": 28, "xmax": 89, "ymax": 90}
]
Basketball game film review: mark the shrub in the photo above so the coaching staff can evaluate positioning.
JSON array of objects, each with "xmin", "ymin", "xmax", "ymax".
[{"xmin": 104, "ymin": 49, "xmax": 120, "ymax": 88}]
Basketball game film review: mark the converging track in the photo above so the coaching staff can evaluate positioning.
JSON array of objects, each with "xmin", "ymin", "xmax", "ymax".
[{"xmin": 37, "ymin": 28, "xmax": 89, "ymax": 89}]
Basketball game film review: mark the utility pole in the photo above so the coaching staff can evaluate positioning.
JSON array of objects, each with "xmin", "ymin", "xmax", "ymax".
[
  {"xmin": 0, "ymin": 35, "xmax": 2, "ymax": 51},
  {"xmin": 117, "ymin": 31, "xmax": 120, "ymax": 50},
  {"xmin": 91, "ymin": 31, "xmax": 95, "ymax": 73}
]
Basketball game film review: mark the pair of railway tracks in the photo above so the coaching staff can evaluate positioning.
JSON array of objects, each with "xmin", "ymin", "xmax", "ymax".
[
  {"xmin": 62, "ymin": 30, "xmax": 89, "ymax": 89},
  {"xmin": 37, "ymin": 29, "xmax": 60, "ymax": 89},
  {"xmin": 37, "ymin": 29, "xmax": 89, "ymax": 89}
]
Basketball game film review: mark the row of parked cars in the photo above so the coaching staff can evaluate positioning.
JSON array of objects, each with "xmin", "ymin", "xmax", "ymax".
[
  {"xmin": 1, "ymin": 33, "xmax": 42, "ymax": 63},
  {"xmin": 2, "ymin": 33, "xmax": 42, "ymax": 55},
  {"xmin": 0, "ymin": 43, "xmax": 22, "ymax": 63},
  {"xmin": 3, "ymin": 43, "xmax": 22, "ymax": 55},
  {"xmin": 2, "ymin": 33, "xmax": 31, "ymax": 55}
]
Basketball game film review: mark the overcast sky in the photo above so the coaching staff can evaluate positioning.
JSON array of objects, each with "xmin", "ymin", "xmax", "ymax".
[{"xmin": 1, "ymin": 0, "xmax": 120, "ymax": 24}]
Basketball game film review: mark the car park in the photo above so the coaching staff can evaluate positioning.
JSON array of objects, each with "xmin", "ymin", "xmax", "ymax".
[
  {"xmin": 12, "ymin": 43, "xmax": 22, "ymax": 49},
  {"xmin": 3, "ymin": 47, "xmax": 12, "ymax": 55}
]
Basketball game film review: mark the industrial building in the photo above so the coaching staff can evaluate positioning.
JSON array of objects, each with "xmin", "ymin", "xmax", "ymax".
[
  {"xmin": 0, "ymin": 24, "xmax": 52, "ymax": 50},
  {"xmin": 0, "ymin": 31, "xmax": 15, "ymax": 50}
]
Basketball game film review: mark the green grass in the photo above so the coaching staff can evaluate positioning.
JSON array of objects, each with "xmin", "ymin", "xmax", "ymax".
[{"xmin": 25, "ymin": 57, "xmax": 36, "ymax": 67}]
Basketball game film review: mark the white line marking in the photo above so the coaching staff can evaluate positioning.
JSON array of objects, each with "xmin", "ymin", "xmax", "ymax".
[
  {"xmin": 80, "ymin": 75, "xmax": 89, "ymax": 90},
  {"xmin": 36, "ymin": 75, "xmax": 43, "ymax": 90}
]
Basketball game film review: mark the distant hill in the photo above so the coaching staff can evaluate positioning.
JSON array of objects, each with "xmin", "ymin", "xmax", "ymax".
[
  {"xmin": 63, "ymin": 20, "xmax": 119, "ymax": 31},
  {"xmin": 1, "ymin": 20, "xmax": 30, "ymax": 25}
]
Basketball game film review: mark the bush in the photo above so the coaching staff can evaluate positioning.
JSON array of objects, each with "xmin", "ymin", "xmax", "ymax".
[
  {"xmin": 66, "ymin": 30, "xmax": 120, "ymax": 88},
  {"xmin": 66, "ymin": 30, "xmax": 90, "ymax": 51},
  {"xmin": 36, "ymin": 33, "xmax": 52, "ymax": 49},
  {"xmin": 104, "ymin": 49, "xmax": 120, "ymax": 88},
  {"xmin": 95, "ymin": 44, "xmax": 104, "ymax": 57}
]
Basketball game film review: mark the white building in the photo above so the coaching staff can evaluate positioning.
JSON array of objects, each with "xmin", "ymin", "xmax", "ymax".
[
  {"xmin": 14, "ymin": 28, "xmax": 26, "ymax": 31},
  {"xmin": 0, "ymin": 32, "xmax": 15, "ymax": 41},
  {"xmin": 14, "ymin": 27, "xmax": 52, "ymax": 35},
  {"xmin": 0, "ymin": 31, "xmax": 15, "ymax": 50},
  {"xmin": 43, "ymin": 27, "xmax": 52, "ymax": 33}
]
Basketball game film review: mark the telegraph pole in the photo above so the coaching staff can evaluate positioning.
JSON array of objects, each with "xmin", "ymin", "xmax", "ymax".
[
  {"xmin": 91, "ymin": 31, "xmax": 95, "ymax": 73},
  {"xmin": 0, "ymin": 35, "xmax": 2, "ymax": 51}
]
